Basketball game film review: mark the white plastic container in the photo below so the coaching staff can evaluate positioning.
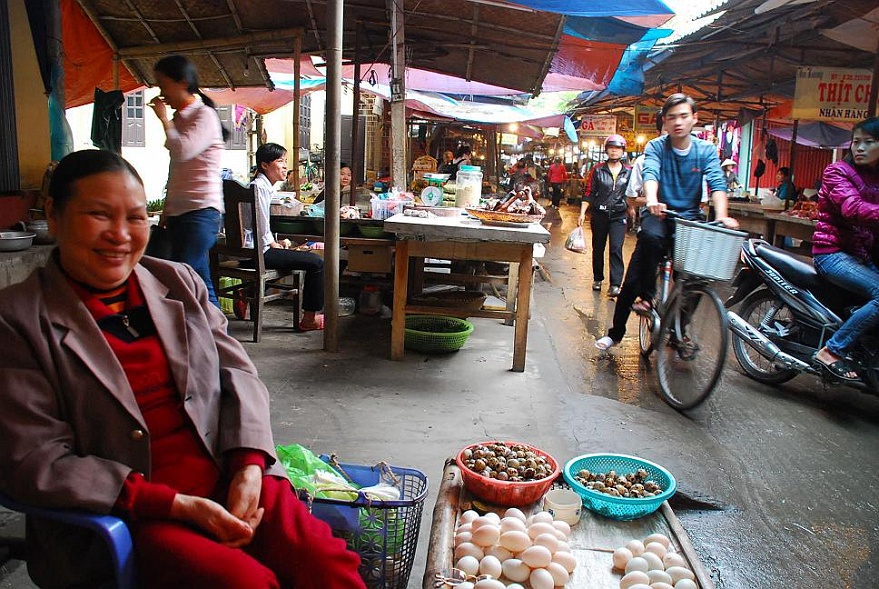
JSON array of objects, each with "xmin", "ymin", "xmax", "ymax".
[
  {"xmin": 542, "ymin": 488, "xmax": 582, "ymax": 525},
  {"xmin": 455, "ymin": 165, "xmax": 483, "ymax": 208}
]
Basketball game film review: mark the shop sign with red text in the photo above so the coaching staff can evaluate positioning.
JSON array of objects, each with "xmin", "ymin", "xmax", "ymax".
[
  {"xmin": 793, "ymin": 66, "xmax": 872, "ymax": 122},
  {"xmin": 577, "ymin": 115, "xmax": 617, "ymax": 138}
]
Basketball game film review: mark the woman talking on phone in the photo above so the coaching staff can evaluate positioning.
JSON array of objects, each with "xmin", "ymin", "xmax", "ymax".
[{"xmin": 149, "ymin": 54, "xmax": 226, "ymax": 307}]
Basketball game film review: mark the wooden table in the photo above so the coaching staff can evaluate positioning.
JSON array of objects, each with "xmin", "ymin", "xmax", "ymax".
[
  {"xmin": 727, "ymin": 202, "xmax": 775, "ymax": 241},
  {"xmin": 764, "ymin": 212, "xmax": 816, "ymax": 246},
  {"xmin": 423, "ymin": 461, "xmax": 715, "ymax": 589},
  {"xmin": 384, "ymin": 213, "xmax": 550, "ymax": 372}
]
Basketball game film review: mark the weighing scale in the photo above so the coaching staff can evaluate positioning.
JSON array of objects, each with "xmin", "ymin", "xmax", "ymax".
[{"xmin": 420, "ymin": 173, "xmax": 449, "ymax": 207}]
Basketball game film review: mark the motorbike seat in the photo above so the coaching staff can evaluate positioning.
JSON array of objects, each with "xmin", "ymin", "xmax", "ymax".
[{"xmin": 754, "ymin": 242, "xmax": 820, "ymax": 290}]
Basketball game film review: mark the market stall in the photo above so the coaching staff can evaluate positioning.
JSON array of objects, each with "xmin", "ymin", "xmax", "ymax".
[
  {"xmin": 726, "ymin": 202, "xmax": 775, "ymax": 242},
  {"xmin": 424, "ymin": 446, "xmax": 715, "ymax": 589},
  {"xmin": 726, "ymin": 201, "xmax": 817, "ymax": 252},
  {"xmin": 764, "ymin": 212, "xmax": 817, "ymax": 250},
  {"xmin": 384, "ymin": 213, "xmax": 549, "ymax": 372}
]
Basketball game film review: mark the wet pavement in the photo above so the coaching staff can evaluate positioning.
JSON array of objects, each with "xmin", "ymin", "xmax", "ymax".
[{"xmin": 2, "ymin": 202, "xmax": 878, "ymax": 588}]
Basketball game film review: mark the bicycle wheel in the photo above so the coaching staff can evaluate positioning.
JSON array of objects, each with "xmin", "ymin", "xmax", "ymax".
[
  {"xmin": 638, "ymin": 309, "xmax": 660, "ymax": 356},
  {"xmin": 656, "ymin": 285, "xmax": 728, "ymax": 410}
]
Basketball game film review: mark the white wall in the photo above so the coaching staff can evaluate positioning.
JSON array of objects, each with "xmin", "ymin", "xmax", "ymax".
[
  {"xmin": 66, "ymin": 87, "xmax": 249, "ymax": 201},
  {"xmin": 63, "ymin": 86, "xmax": 356, "ymax": 199}
]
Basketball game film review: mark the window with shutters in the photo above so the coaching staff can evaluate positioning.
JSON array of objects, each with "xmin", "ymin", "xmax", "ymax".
[
  {"xmin": 299, "ymin": 94, "xmax": 311, "ymax": 150},
  {"xmin": 122, "ymin": 90, "xmax": 145, "ymax": 147},
  {"xmin": 218, "ymin": 105, "xmax": 247, "ymax": 150}
]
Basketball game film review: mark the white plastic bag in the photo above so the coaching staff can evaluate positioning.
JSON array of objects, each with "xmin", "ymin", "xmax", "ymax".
[{"xmin": 565, "ymin": 226, "xmax": 587, "ymax": 254}]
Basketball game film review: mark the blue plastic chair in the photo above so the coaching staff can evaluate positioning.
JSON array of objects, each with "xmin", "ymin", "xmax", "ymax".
[{"xmin": 0, "ymin": 492, "xmax": 135, "ymax": 588}]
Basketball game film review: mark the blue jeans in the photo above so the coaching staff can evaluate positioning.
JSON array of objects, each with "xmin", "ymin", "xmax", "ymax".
[
  {"xmin": 814, "ymin": 251, "xmax": 879, "ymax": 356},
  {"xmin": 166, "ymin": 208, "xmax": 222, "ymax": 307}
]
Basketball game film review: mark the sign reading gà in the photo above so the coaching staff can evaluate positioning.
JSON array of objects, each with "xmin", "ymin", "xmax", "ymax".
[
  {"xmin": 577, "ymin": 115, "xmax": 616, "ymax": 138},
  {"xmin": 793, "ymin": 66, "xmax": 872, "ymax": 122}
]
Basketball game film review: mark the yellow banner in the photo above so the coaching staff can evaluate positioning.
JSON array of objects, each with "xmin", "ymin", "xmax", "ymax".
[{"xmin": 793, "ymin": 66, "xmax": 872, "ymax": 122}]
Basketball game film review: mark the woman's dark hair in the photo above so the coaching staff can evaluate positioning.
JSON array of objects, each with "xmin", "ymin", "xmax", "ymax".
[
  {"xmin": 48, "ymin": 150, "xmax": 143, "ymax": 211},
  {"xmin": 455, "ymin": 145, "xmax": 471, "ymax": 158},
  {"xmin": 844, "ymin": 117, "xmax": 879, "ymax": 166},
  {"xmin": 154, "ymin": 54, "xmax": 230, "ymax": 141},
  {"xmin": 340, "ymin": 162, "xmax": 350, "ymax": 170},
  {"xmin": 778, "ymin": 166, "xmax": 791, "ymax": 177}
]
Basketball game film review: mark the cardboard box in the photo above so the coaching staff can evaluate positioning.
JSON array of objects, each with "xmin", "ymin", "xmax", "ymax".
[{"xmin": 347, "ymin": 244, "xmax": 392, "ymax": 273}]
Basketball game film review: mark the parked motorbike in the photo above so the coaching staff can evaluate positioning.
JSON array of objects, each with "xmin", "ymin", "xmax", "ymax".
[{"xmin": 725, "ymin": 238, "xmax": 878, "ymax": 393}]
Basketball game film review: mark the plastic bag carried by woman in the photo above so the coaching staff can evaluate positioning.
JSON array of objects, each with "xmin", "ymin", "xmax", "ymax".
[{"xmin": 565, "ymin": 226, "xmax": 588, "ymax": 253}]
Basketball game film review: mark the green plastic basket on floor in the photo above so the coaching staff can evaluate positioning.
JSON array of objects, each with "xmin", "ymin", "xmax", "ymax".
[{"xmin": 404, "ymin": 315, "xmax": 474, "ymax": 353}]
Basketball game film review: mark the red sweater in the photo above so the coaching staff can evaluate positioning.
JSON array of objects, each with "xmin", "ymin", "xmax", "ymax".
[{"xmin": 70, "ymin": 275, "xmax": 265, "ymax": 520}]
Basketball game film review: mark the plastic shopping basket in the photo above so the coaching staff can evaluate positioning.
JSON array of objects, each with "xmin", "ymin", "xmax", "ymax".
[
  {"xmin": 306, "ymin": 457, "xmax": 429, "ymax": 589},
  {"xmin": 673, "ymin": 217, "xmax": 747, "ymax": 281}
]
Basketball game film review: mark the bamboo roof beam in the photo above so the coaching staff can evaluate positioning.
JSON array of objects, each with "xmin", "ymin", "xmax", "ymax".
[
  {"xmin": 116, "ymin": 28, "xmax": 305, "ymax": 60},
  {"xmin": 75, "ymin": 0, "xmax": 148, "ymax": 84},
  {"xmin": 171, "ymin": 0, "xmax": 234, "ymax": 90}
]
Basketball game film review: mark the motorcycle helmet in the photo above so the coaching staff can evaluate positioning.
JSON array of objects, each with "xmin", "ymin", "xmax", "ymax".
[{"xmin": 604, "ymin": 134, "xmax": 626, "ymax": 150}]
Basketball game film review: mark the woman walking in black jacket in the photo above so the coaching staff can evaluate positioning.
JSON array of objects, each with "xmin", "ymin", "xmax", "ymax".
[{"xmin": 578, "ymin": 135, "xmax": 632, "ymax": 297}]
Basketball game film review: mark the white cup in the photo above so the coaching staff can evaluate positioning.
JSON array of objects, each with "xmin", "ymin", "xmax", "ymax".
[{"xmin": 542, "ymin": 488, "xmax": 582, "ymax": 526}]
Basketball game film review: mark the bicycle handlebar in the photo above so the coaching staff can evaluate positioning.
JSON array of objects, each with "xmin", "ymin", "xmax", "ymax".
[{"xmin": 661, "ymin": 209, "xmax": 725, "ymax": 227}]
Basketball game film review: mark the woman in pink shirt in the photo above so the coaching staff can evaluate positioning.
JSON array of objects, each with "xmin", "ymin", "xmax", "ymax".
[{"xmin": 149, "ymin": 55, "xmax": 226, "ymax": 307}]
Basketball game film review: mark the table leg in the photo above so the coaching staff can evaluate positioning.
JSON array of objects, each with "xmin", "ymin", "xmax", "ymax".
[
  {"xmin": 512, "ymin": 248, "xmax": 533, "ymax": 372},
  {"xmin": 504, "ymin": 262, "xmax": 519, "ymax": 326},
  {"xmin": 391, "ymin": 240, "xmax": 410, "ymax": 360}
]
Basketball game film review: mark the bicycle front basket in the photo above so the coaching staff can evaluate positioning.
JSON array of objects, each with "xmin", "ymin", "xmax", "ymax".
[{"xmin": 673, "ymin": 218, "xmax": 746, "ymax": 281}]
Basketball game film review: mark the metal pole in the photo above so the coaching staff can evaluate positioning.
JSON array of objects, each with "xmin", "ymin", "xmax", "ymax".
[
  {"xmin": 785, "ymin": 119, "xmax": 799, "ymax": 211},
  {"xmin": 388, "ymin": 0, "xmax": 407, "ymax": 190},
  {"xmin": 323, "ymin": 0, "xmax": 343, "ymax": 351},
  {"xmin": 869, "ymin": 40, "xmax": 879, "ymax": 117},
  {"xmin": 351, "ymin": 23, "xmax": 362, "ymax": 205},
  {"xmin": 293, "ymin": 35, "xmax": 301, "ymax": 199}
]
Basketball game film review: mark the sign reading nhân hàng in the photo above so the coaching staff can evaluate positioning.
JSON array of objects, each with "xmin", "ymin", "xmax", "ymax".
[{"xmin": 793, "ymin": 66, "xmax": 872, "ymax": 122}]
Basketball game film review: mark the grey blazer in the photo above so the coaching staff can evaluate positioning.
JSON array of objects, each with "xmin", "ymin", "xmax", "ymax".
[{"xmin": 0, "ymin": 254, "xmax": 284, "ymax": 586}]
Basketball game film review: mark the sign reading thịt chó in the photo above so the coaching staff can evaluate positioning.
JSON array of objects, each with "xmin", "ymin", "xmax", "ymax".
[{"xmin": 793, "ymin": 66, "xmax": 872, "ymax": 122}]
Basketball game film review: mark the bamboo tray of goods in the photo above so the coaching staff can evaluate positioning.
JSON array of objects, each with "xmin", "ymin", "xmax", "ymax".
[{"xmin": 423, "ymin": 459, "xmax": 715, "ymax": 589}]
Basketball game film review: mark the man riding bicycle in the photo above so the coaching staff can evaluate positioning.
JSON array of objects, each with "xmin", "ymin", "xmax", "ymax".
[{"xmin": 596, "ymin": 93, "xmax": 739, "ymax": 351}]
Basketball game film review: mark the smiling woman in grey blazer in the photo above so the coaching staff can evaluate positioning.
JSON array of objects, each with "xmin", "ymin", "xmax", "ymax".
[{"xmin": 0, "ymin": 150, "xmax": 364, "ymax": 589}]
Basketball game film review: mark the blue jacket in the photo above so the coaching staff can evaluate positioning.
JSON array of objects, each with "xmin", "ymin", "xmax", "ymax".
[{"xmin": 642, "ymin": 135, "xmax": 726, "ymax": 216}]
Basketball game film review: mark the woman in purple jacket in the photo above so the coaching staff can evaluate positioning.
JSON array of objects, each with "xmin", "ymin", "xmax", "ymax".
[{"xmin": 812, "ymin": 117, "xmax": 879, "ymax": 382}]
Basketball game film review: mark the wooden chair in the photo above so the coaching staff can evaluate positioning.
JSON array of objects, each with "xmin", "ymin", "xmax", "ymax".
[{"xmin": 211, "ymin": 179, "xmax": 303, "ymax": 342}]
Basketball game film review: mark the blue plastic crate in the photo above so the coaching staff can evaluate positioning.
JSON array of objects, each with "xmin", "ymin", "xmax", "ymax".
[{"xmin": 305, "ymin": 458, "xmax": 429, "ymax": 589}]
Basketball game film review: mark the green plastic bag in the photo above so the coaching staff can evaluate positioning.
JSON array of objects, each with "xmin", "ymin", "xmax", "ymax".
[{"xmin": 276, "ymin": 444, "xmax": 359, "ymax": 500}]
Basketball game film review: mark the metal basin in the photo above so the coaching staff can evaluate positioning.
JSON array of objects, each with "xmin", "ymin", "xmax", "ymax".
[{"xmin": 0, "ymin": 232, "xmax": 36, "ymax": 252}]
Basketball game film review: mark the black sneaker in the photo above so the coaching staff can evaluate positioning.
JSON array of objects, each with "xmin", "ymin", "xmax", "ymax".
[
  {"xmin": 592, "ymin": 281, "xmax": 603, "ymax": 291},
  {"xmin": 608, "ymin": 285, "xmax": 621, "ymax": 297}
]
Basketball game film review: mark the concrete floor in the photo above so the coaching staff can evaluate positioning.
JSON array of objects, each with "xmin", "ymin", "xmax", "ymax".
[{"xmin": 2, "ymin": 202, "xmax": 878, "ymax": 588}]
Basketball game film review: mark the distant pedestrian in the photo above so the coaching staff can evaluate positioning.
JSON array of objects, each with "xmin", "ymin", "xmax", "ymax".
[
  {"xmin": 579, "ymin": 135, "xmax": 632, "ymax": 297},
  {"xmin": 547, "ymin": 157, "xmax": 568, "ymax": 208},
  {"xmin": 449, "ymin": 145, "xmax": 472, "ymax": 180}
]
